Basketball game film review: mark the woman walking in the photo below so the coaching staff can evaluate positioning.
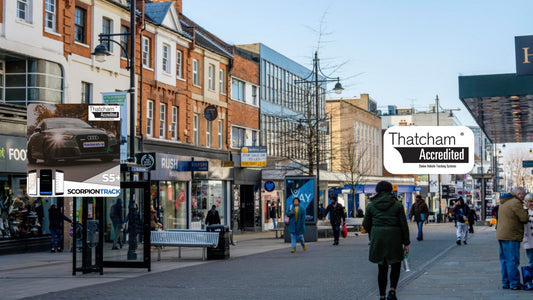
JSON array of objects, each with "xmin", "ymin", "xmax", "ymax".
[
  {"xmin": 363, "ymin": 181, "xmax": 410, "ymax": 300},
  {"xmin": 286, "ymin": 198, "xmax": 307, "ymax": 253}
]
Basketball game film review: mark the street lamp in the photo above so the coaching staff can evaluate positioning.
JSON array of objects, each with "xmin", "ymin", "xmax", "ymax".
[
  {"xmin": 91, "ymin": 1, "xmax": 136, "ymax": 163},
  {"xmin": 295, "ymin": 51, "xmax": 343, "ymax": 222}
]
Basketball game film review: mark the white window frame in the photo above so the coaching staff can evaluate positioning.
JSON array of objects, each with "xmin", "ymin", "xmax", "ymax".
[
  {"xmin": 193, "ymin": 114, "xmax": 199, "ymax": 145},
  {"xmin": 81, "ymin": 81, "xmax": 92, "ymax": 104},
  {"xmin": 159, "ymin": 103, "xmax": 166, "ymax": 138},
  {"xmin": 219, "ymin": 69, "xmax": 225, "ymax": 94},
  {"xmin": 176, "ymin": 50, "xmax": 183, "ymax": 79},
  {"xmin": 147, "ymin": 100, "xmax": 154, "ymax": 136},
  {"xmin": 171, "ymin": 106, "xmax": 178, "ymax": 140},
  {"xmin": 192, "ymin": 59, "xmax": 199, "ymax": 86},
  {"xmin": 162, "ymin": 44, "xmax": 170, "ymax": 73},
  {"xmin": 206, "ymin": 120, "xmax": 212, "ymax": 147},
  {"xmin": 231, "ymin": 126, "xmax": 246, "ymax": 149},
  {"xmin": 231, "ymin": 78, "xmax": 245, "ymax": 102},
  {"xmin": 208, "ymin": 64, "xmax": 215, "ymax": 90},
  {"xmin": 102, "ymin": 17, "xmax": 113, "ymax": 53},
  {"xmin": 142, "ymin": 37, "xmax": 150, "ymax": 68},
  {"xmin": 44, "ymin": 0, "xmax": 56, "ymax": 31},
  {"xmin": 17, "ymin": 0, "xmax": 32, "ymax": 23},
  {"xmin": 218, "ymin": 119, "xmax": 223, "ymax": 149},
  {"xmin": 120, "ymin": 25, "xmax": 129, "ymax": 59},
  {"xmin": 74, "ymin": 6, "xmax": 86, "ymax": 43},
  {"xmin": 252, "ymin": 85, "xmax": 258, "ymax": 105}
]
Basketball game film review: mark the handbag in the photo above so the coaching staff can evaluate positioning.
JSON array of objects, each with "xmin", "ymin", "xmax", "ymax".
[
  {"xmin": 522, "ymin": 266, "xmax": 533, "ymax": 290},
  {"xmin": 360, "ymin": 225, "xmax": 367, "ymax": 234},
  {"xmin": 341, "ymin": 224, "xmax": 348, "ymax": 238}
]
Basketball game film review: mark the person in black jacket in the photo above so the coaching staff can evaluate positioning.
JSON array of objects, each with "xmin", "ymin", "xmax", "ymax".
[
  {"xmin": 205, "ymin": 205, "xmax": 221, "ymax": 226},
  {"xmin": 324, "ymin": 195, "xmax": 346, "ymax": 245},
  {"xmin": 48, "ymin": 204, "xmax": 72, "ymax": 253}
]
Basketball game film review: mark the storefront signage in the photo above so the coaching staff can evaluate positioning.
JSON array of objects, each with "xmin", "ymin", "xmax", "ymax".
[
  {"xmin": 384, "ymin": 126, "xmax": 474, "ymax": 174},
  {"xmin": 264, "ymin": 181, "xmax": 276, "ymax": 192},
  {"xmin": 103, "ymin": 92, "xmax": 128, "ymax": 162},
  {"xmin": 204, "ymin": 105, "xmax": 218, "ymax": 121},
  {"xmin": 515, "ymin": 35, "xmax": 533, "ymax": 76},
  {"xmin": 241, "ymin": 146, "xmax": 267, "ymax": 167},
  {"xmin": 150, "ymin": 153, "xmax": 191, "ymax": 181},
  {"xmin": 27, "ymin": 104, "xmax": 120, "ymax": 197},
  {"xmin": 414, "ymin": 186, "xmax": 422, "ymax": 192},
  {"xmin": 0, "ymin": 135, "xmax": 28, "ymax": 173},
  {"xmin": 136, "ymin": 152, "xmax": 156, "ymax": 170},
  {"xmin": 285, "ymin": 176, "xmax": 316, "ymax": 223}
]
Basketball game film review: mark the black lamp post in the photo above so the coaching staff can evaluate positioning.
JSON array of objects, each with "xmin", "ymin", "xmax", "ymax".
[
  {"xmin": 92, "ymin": 1, "xmax": 136, "ymax": 163},
  {"xmin": 295, "ymin": 51, "xmax": 343, "ymax": 220}
]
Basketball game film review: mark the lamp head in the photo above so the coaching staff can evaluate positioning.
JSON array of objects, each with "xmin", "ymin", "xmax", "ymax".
[
  {"xmin": 333, "ymin": 82, "xmax": 344, "ymax": 94},
  {"xmin": 92, "ymin": 44, "xmax": 110, "ymax": 63}
]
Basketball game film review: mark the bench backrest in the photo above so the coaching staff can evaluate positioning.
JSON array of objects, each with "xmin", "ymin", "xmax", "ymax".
[{"xmin": 151, "ymin": 231, "xmax": 219, "ymax": 246}]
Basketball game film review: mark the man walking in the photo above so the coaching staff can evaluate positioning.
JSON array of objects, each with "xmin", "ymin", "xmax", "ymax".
[
  {"xmin": 453, "ymin": 197, "xmax": 470, "ymax": 245},
  {"xmin": 269, "ymin": 203, "xmax": 277, "ymax": 229},
  {"xmin": 497, "ymin": 187, "xmax": 529, "ymax": 290},
  {"xmin": 409, "ymin": 195, "xmax": 429, "ymax": 241},
  {"xmin": 324, "ymin": 195, "xmax": 346, "ymax": 246},
  {"xmin": 205, "ymin": 205, "xmax": 221, "ymax": 226},
  {"xmin": 110, "ymin": 198, "xmax": 123, "ymax": 250}
]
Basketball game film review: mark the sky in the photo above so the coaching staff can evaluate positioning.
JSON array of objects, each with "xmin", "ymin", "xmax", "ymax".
[{"xmin": 183, "ymin": 0, "xmax": 533, "ymax": 128}]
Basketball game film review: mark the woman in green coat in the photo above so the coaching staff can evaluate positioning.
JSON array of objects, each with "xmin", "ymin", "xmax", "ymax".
[
  {"xmin": 286, "ymin": 198, "xmax": 307, "ymax": 253},
  {"xmin": 363, "ymin": 181, "xmax": 410, "ymax": 300}
]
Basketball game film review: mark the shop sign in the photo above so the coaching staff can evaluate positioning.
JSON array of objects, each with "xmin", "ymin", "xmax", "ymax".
[
  {"xmin": 241, "ymin": 146, "xmax": 267, "ymax": 167},
  {"xmin": 27, "ymin": 104, "xmax": 120, "ymax": 197},
  {"xmin": 384, "ymin": 126, "xmax": 474, "ymax": 174},
  {"xmin": 264, "ymin": 181, "xmax": 275, "ymax": 192},
  {"xmin": 0, "ymin": 135, "xmax": 27, "ymax": 173},
  {"xmin": 151, "ymin": 153, "xmax": 191, "ymax": 181},
  {"xmin": 414, "ymin": 186, "xmax": 422, "ymax": 192},
  {"xmin": 136, "ymin": 152, "xmax": 156, "ymax": 170},
  {"xmin": 204, "ymin": 105, "xmax": 218, "ymax": 121}
]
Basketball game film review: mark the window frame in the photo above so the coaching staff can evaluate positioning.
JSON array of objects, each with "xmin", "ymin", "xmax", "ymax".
[
  {"xmin": 81, "ymin": 81, "xmax": 92, "ymax": 104},
  {"xmin": 44, "ymin": 0, "xmax": 56, "ymax": 31},
  {"xmin": 17, "ymin": 0, "xmax": 31, "ymax": 23},
  {"xmin": 176, "ymin": 50, "xmax": 183, "ymax": 79},
  {"xmin": 171, "ymin": 106, "xmax": 178, "ymax": 140},
  {"xmin": 231, "ymin": 126, "xmax": 246, "ymax": 149},
  {"xmin": 193, "ymin": 114, "xmax": 199, "ymax": 145},
  {"xmin": 192, "ymin": 59, "xmax": 199, "ymax": 86},
  {"xmin": 120, "ymin": 25, "xmax": 129, "ymax": 59},
  {"xmin": 231, "ymin": 78, "xmax": 245, "ymax": 102},
  {"xmin": 206, "ymin": 120, "xmax": 212, "ymax": 147},
  {"xmin": 208, "ymin": 64, "xmax": 215, "ymax": 91},
  {"xmin": 147, "ymin": 100, "xmax": 154, "ymax": 137},
  {"xmin": 218, "ymin": 119, "xmax": 223, "ymax": 149},
  {"xmin": 74, "ymin": 6, "xmax": 87, "ymax": 44},
  {"xmin": 159, "ymin": 103, "xmax": 166, "ymax": 138},
  {"xmin": 142, "ymin": 37, "xmax": 150, "ymax": 68},
  {"xmin": 219, "ymin": 69, "xmax": 225, "ymax": 94},
  {"xmin": 162, "ymin": 43, "xmax": 170, "ymax": 74},
  {"xmin": 102, "ymin": 17, "xmax": 113, "ymax": 53}
]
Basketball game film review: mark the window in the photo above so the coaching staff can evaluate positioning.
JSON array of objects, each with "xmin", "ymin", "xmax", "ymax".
[
  {"xmin": 102, "ymin": 17, "xmax": 113, "ymax": 52},
  {"xmin": 162, "ymin": 44, "xmax": 170, "ymax": 73},
  {"xmin": 231, "ymin": 126, "xmax": 245, "ymax": 148},
  {"xmin": 81, "ymin": 82, "xmax": 92, "ymax": 104},
  {"xmin": 252, "ymin": 131, "xmax": 257, "ymax": 146},
  {"xmin": 231, "ymin": 79, "xmax": 245, "ymax": 101},
  {"xmin": 192, "ymin": 59, "xmax": 199, "ymax": 86},
  {"xmin": 176, "ymin": 50, "xmax": 183, "ymax": 78},
  {"xmin": 219, "ymin": 69, "xmax": 225, "ymax": 94},
  {"xmin": 171, "ymin": 106, "xmax": 178, "ymax": 140},
  {"xmin": 74, "ymin": 7, "xmax": 86, "ymax": 43},
  {"xmin": 159, "ymin": 103, "xmax": 166, "ymax": 138},
  {"xmin": 147, "ymin": 100, "xmax": 154, "ymax": 136},
  {"xmin": 208, "ymin": 64, "xmax": 215, "ymax": 90},
  {"xmin": 17, "ymin": 0, "xmax": 31, "ymax": 23},
  {"xmin": 120, "ymin": 25, "xmax": 129, "ymax": 59},
  {"xmin": 206, "ymin": 120, "xmax": 212, "ymax": 147},
  {"xmin": 142, "ymin": 37, "xmax": 150, "ymax": 68},
  {"xmin": 218, "ymin": 119, "xmax": 223, "ymax": 149},
  {"xmin": 252, "ymin": 85, "xmax": 258, "ymax": 105},
  {"xmin": 193, "ymin": 114, "xmax": 199, "ymax": 145},
  {"xmin": 44, "ymin": 0, "xmax": 56, "ymax": 31}
]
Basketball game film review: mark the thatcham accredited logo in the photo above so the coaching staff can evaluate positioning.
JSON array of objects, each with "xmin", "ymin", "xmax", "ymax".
[{"xmin": 384, "ymin": 126, "xmax": 474, "ymax": 174}]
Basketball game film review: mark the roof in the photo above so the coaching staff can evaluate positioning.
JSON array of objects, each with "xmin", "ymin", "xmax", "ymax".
[
  {"xmin": 459, "ymin": 73, "xmax": 533, "ymax": 143},
  {"xmin": 179, "ymin": 14, "xmax": 233, "ymax": 59},
  {"xmin": 144, "ymin": 2, "xmax": 172, "ymax": 25}
]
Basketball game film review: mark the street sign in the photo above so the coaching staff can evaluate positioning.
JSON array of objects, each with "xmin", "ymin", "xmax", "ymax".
[{"xmin": 523, "ymin": 160, "xmax": 533, "ymax": 168}]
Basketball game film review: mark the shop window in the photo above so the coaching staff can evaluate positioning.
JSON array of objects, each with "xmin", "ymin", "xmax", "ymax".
[
  {"xmin": 191, "ymin": 180, "xmax": 226, "ymax": 228},
  {"xmin": 159, "ymin": 181, "xmax": 187, "ymax": 230}
]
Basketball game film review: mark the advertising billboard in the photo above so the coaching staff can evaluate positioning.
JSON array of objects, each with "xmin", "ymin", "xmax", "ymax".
[
  {"xmin": 285, "ymin": 176, "xmax": 316, "ymax": 223},
  {"xmin": 27, "ymin": 104, "xmax": 120, "ymax": 197}
]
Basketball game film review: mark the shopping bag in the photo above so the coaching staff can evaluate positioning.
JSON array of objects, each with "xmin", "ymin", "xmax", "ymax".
[
  {"xmin": 490, "ymin": 217, "xmax": 497, "ymax": 225},
  {"xmin": 522, "ymin": 266, "xmax": 533, "ymax": 290},
  {"xmin": 360, "ymin": 225, "xmax": 367, "ymax": 234},
  {"xmin": 341, "ymin": 224, "xmax": 348, "ymax": 238}
]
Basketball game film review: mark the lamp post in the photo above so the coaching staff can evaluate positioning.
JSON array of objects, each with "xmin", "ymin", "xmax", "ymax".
[
  {"xmin": 92, "ymin": 1, "xmax": 136, "ymax": 163},
  {"xmin": 295, "ymin": 51, "xmax": 343, "ymax": 221}
]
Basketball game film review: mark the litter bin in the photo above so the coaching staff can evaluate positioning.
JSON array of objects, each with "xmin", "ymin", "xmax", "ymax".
[{"xmin": 206, "ymin": 225, "xmax": 230, "ymax": 260}]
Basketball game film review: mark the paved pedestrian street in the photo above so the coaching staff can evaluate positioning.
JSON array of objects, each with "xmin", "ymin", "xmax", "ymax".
[{"xmin": 0, "ymin": 223, "xmax": 527, "ymax": 299}]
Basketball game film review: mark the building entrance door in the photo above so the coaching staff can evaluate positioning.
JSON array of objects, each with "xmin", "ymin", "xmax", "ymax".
[{"xmin": 239, "ymin": 185, "xmax": 254, "ymax": 230}]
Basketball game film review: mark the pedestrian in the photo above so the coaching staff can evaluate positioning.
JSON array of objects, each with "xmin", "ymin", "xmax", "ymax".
[
  {"xmin": 356, "ymin": 208, "xmax": 365, "ymax": 218},
  {"xmin": 467, "ymin": 205, "xmax": 478, "ymax": 234},
  {"xmin": 497, "ymin": 187, "xmax": 529, "ymax": 290},
  {"xmin": 269, "ymin": 203, "xmax": 278, "ymax": 229},
  {"xmin": 125, "ymin": 204, "xmax": 142, "ymax": 250},
  {"xmin": 110, "ymin": 198, "xmax": 124, "ymax": 249},
  {"xmin": 48, "ymin": 204, "xmax": 72, "ymax": 253},
  {"xmin": 409, "ymin": 195, "xmax": 429, "ymax": 241},
  {"xmin": 205, "ymin": 205, "xmax": 221, "ymax": 225},
  {"xmin": 286, "ymin": 197, "xmax": 306, "ymax": 253},
  {"xmin": 453, "ymin": 197, "xmax": 470, "ymax": 245},
  {"xmin": 150, "ymin": 205, "xmax": 160, "ymax": 231},
  {"xmin": 522, "ymin": 193, "xmax": 533, "ymax": 268},
  {"xmin": 363, "ymin": 181, "xmax": 410, "ymax": 300},
  {"xmin": 324, "ymin": 194, "xmax": 347, "ymax": 246},
  {"xmin": 318, "ymin": 203, "xmax": 326, "ymax": 220}
]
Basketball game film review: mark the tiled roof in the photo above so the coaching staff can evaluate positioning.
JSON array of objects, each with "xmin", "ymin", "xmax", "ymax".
[
  {"xmin": 144, "ymin": 2, "xmax": 172, "ymax": 25},
  {"xmin": 179, "ymin": 14, "xmax": 233, "ymax": 59}
]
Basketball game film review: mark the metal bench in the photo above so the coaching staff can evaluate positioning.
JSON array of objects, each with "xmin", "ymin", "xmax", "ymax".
[{"xmin": 151, "ymin": 230, "xmax": 219, "ymax": 261}]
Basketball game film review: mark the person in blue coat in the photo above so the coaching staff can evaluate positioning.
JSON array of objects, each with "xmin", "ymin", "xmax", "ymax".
[{"xmin": 286, "ymin": 197, "xmax": 307, "ymax": 253}]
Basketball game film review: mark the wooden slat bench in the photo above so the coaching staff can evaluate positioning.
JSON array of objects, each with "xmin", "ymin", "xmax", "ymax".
[{"xmin": 151, "ymin": 230, "xmax": 219, "ymax": 261}]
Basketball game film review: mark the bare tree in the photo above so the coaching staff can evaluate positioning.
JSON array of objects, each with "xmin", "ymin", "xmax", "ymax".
[{"xmin": 503, "ymin": 148, "xmax": 530, "ymax": 188}]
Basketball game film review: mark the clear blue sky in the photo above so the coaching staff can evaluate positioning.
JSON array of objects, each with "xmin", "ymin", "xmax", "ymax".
[{"xmin": 183, "ymin": 0, "xmax": 533, "ymax": 126}]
